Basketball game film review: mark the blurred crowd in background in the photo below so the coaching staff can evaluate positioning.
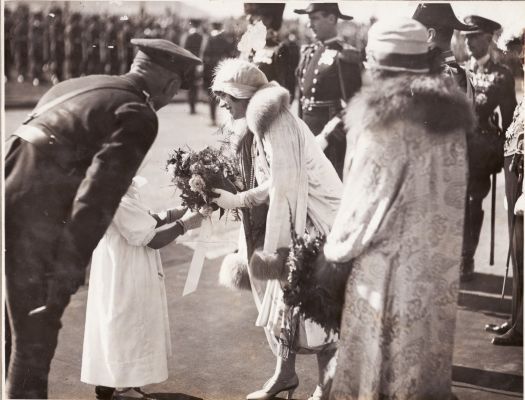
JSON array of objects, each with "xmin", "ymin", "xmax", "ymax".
[{"xmin": 4, "ymin": 2, "xmax": 523, "ymax": 88}]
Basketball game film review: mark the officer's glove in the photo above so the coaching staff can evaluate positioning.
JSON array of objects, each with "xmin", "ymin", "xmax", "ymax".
[
  {"xmin": 178, "ymin": 209, "xmax": 205, "ymax": 233},
  {"xmin": 317, "ymin": 116, "xmax": 343, "ymax": 150},
  {"xmin": 211, "ymin": 188, "xmax": 246, "ymax": 209},
  {"xmin": 515, "ymin": 194, "xmax": 525, "ymax": 216}
]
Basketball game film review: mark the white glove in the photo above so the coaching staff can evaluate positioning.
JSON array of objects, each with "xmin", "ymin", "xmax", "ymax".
[
  {"xmin": 316, "ymin": 116, "xmax": 342, "ymax": 151},
  {"xmin": 515, "ymin": 193, "xmax": 525, "ymax": 216},
  {"xmin": 179, "ymin": 210, "xmax": 205, "ymax": 232},
  {"xmin": 212, "ymin": 188, "xmax": 245, "ymax": 209}
]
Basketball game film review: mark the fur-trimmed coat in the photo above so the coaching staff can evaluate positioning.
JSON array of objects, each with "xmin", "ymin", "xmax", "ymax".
[
  {"xmin": 220, "ymin": 81, "xmax": 342, "ymax": 354},
  {"xmin": 324, "ymin": 74, "xmax": 474, "ymax": 399}
]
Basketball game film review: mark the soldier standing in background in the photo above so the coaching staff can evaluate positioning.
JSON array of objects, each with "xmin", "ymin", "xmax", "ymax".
[
  {"xmin": 461, "ymin": 16, "xmax": 517, "ymax": 281},
  {"xmin": 66, "ymin": 13, "xmax": 84, "ymax": 79},
  {"xmin": 85, "ymin": 15, "xmax": 103, "ymax": 76},
  {"xmin": 412, "ymin": 3, "xmax": 477, "ymax": 98},
  {"xmin": 13, "ymin": 4, "xmax": 30, "ymax": 83},
  {"xmin": 202, "ymin": 21, "xmax": 235, "ymax": 125},
  {"xmin": 243, "ymin": 3, "xmax": 299, "ymax": 100},
  {"xmin": 294, "ymin": 3, "xmax": 362, "ymax": 178},
  {"xmin": 29, "ymin": 11, "xmax": 46, "ymax": 86},
  {"xmin": 104, "ymin": 16, "xmax": 121, "ymax": 75},
  {"xmin": 47, "ymin": 6, "xmax": 66, "ymax": 84},
  {"xmin": 183, "ymin": 18, "xmax": 205, "ymax": 115},
  {"xmin": 5, "ymin": 8, "xmax": 14, "ymax": 80},
  {"xmin": 118, "ymin": 17, "xmax": 136, "ymax": 74}
]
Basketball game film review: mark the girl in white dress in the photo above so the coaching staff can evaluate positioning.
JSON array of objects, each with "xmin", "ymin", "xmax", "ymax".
[{"xmin": 81, "ymin": 177, "xmax": 203, "ymax": 399}]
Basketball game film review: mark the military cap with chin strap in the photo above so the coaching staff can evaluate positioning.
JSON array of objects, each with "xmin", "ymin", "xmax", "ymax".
[
  {"xmin": 463, "ymin": 15, "xmax": 502, "ymax": 35},
  {"xmin": 293, "ymin": 3, "xmax": 353, "ymax": 20},
  {"xmin": 130, "ymin": 38, "xmax": 202, "ymax": 89},
  {"xmin": 412, "ymin": 3, "xmax": 478, "ymax": 31}
]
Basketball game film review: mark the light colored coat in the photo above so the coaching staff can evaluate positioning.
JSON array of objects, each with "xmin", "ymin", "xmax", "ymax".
[
  {"xmin": 223, "ymin": 82, "xmax": 343, "ymax": 355},
  {"xmin": 325, "ymin": 74, "xmax": 474, "ymax": 400}
]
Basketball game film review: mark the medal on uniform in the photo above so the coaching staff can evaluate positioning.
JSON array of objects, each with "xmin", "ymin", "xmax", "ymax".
[{"xmin": 319, "ymin": 49, "xmax": 337, "ymax": 66}]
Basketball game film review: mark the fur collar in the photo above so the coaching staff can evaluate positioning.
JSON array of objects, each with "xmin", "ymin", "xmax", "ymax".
[
  {"xmin": 246, "ymin": 81, "xmax": 290, "ymax": 136},
  {"xmin": 345, "ymin": 74, "xmax": 475, "ymax": 134}
]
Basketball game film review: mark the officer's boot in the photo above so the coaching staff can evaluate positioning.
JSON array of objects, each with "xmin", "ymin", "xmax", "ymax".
[{"xmin": 461, "ymin": 209, "xmax": 484, "ymax": 282}]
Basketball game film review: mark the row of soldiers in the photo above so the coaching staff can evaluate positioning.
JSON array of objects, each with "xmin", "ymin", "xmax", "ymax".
[{"xmin": 4, "ymin": 4, "xmax": 200, "ymax": 85}]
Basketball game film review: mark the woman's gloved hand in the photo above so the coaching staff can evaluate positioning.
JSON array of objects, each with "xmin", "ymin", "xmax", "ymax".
[{"xmin": 211, "ymin": 188, "xmax": 245, "ymax": 209}]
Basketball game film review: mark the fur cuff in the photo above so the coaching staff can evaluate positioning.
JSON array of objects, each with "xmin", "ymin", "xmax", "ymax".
[
  {"xmin": 249, "ymin": 248, "xmax": 289, "ymax": 281},
  {"xmin": 219, "ymin": 253, "xmax": 251, "ymax": 291}
]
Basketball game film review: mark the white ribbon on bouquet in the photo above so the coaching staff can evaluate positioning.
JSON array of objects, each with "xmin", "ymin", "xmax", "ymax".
[{"xmin": 182, "ymin": 217, "xmax": 214, "ymax": 296}]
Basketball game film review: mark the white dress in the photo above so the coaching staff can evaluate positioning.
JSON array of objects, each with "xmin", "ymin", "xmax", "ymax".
[{"xmin": 81, "ymin": 183, "xmax": 172, "ymax": 388}]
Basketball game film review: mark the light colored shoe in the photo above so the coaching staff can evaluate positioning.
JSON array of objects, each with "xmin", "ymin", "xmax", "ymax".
[
  {"xmin": 246, "ymin": 373, "xmax": 299, "ymax": 400},
  {"xmin": 308, "ymin": 384, "xmax": 328, "ymax": 400}
]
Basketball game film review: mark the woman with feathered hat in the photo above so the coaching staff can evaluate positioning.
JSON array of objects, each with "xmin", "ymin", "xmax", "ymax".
[{"xmin": 211, "ymin": 58, "xmax": 342, "ymax": 400}]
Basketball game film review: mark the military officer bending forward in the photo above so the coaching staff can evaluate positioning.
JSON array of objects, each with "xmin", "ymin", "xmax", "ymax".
[{"xmin": 4, "ymin": 38, "xmax": 201, "ymax": 399}]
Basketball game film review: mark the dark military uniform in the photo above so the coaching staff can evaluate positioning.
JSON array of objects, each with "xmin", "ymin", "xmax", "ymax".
[
  {"xmin": 202, "ymin": 26, "xmax": 235, "ymax": 124},
  {"xmin": 296, "ymin": 37, "xmax": 362, "ymax": 177},
  {"xmin": 5, "ymin": 74, "xmax": 158, "ymax": 398},
  {"xmin": 29, "ymin": 11, "xmax": 46, "ymax": 85},
  {"xmin": 5, "ymin": 8, "xmax": 14, "ymax": 80},
  {"xmin": 463, "ymin": 55, "xmax": 517, "ymax": 271},
  {"xmin": 47, "ymin": 8, "xmax": 65, "ymax": 83},
  {"xmin": 183, "ymin": 26, "xmax": 204, "ymax": 114},
  {"xmin": 250, "ymin": 34, "xmax": 299, "ymax": 100},
  {"xmin": 118, "ymin": 20, "xmax": 136, "ymax": 74},
  {"xmin": 84, "ymin": 15, "xmax": 103, "ymax": 75},
  {"xmin": 65, "ymin": 13, "xmax": 84, "ymax": 79},
  {"xmin": 104, "ymin": 17, "xmax": 120, "ymax": 75},
  {"xmin": 13, "ymin": 5, "xmax": 29, "ymax": 82}
]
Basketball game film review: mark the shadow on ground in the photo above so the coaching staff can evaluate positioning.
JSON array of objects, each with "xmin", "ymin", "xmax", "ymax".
[
  {"xmin": 115, "ymin": 393, "xmax": 203, "ymax": 400},
  {"xmin": 459, "ymin": 273, "xmax": 513, "ymax": 314},
  {"xmin": 453, "ymin": 365, "xmax": 523, "ymax": 393}
]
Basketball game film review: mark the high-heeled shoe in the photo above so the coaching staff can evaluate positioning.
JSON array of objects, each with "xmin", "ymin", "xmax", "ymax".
[
  {"xmin": 246, "ymin": 373, "xmax": 299, "ymax": 400},
  {"xmin": 308, "ymin": 384, "xmax": 331, "ymax": 400}
]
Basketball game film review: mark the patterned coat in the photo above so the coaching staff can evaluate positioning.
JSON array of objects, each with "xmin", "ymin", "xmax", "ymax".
[{"xmin": 324, "ymin": 74, "xmax": 475, "ymax": 399}]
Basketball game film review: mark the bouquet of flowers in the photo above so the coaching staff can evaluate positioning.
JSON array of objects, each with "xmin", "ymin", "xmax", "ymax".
[
  {"xmin": 282, "ymin": 225, "xmax": 352, "ymax": 335},
  {"xmin": 166, "ymin": 146, "xmax": 243, "ymax": 218}
]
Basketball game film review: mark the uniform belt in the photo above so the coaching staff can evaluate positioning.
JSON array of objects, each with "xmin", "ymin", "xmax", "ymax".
[
  {"xmin": 301, "ymin": 99, "xmax": 342, "ymax": 111},
  {"xmin": 14, "ymin": 125, "xmax": 85, "ymax": 170}
]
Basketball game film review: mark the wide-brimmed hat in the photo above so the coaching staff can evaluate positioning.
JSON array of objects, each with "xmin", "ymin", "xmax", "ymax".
[
  {"xmin": 365, "ymin": 17, "xmax": 430, "ymax": 73},
  {"xmin": 463, "ymin": 15, "xmax": 502, "ymax": 35},
  {"xmin": 412, "ymin": 3, "xmax": 478, "ymax": 31},
  {"xmin": 131, "ymin": 38, "xmax": 202, "ymax": 89},
  {"xmin": 294, "ymin": 3, "xmax": 353, "ymax": 20}
]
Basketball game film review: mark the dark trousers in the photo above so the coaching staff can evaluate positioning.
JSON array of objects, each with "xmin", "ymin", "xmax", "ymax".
[
  {"xmin": 188, "ymin": 84, "xmax": 198, "ymax": 114},
  {"xmin": 5, "ymin": 137, "xmax": 78, "ymax": 398},
  {"xmin": 462, "ymin": 172, "xmax": 492, "ymax": 262},
  {"xmin": 302, "ymin": 108, "xmax": 346, "ymax": 179},
  {"xmin": 208, "ymin": 88, "xmax": 217, "ymax": 123},
  {"xmin": 504, "ymin": 156, "xmax": 523, "ymax": 334}
]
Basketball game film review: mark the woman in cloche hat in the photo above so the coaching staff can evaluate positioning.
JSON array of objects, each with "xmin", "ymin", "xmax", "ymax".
[{"xmin": 323, "ymin": 17, "xmax": 475, "ymax": 399}]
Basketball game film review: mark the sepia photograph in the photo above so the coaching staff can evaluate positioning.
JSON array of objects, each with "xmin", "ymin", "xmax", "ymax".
[{"xmin": 2, "ymin": 1, "xmax": 524, "ymax": 399}]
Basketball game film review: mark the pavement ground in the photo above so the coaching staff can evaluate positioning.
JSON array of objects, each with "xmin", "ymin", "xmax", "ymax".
[{"xmin": 4, "ymin": 96, "xmax": 524, "ymax": 399}]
